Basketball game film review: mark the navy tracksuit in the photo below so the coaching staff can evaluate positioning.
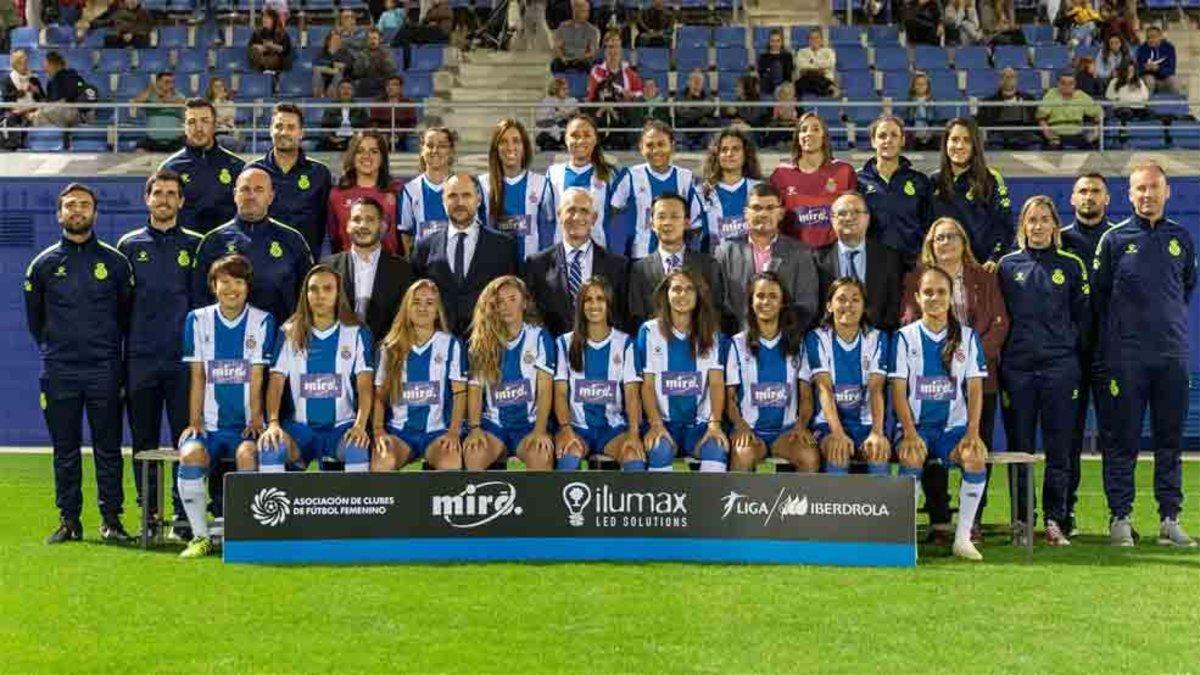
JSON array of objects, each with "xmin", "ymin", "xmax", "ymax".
[
  {"xmin": 1060, "ymin": 215, "xmax": 1117, "ymax": 518},
  {"xmin": 24, "ymin": 233, "xmax": 133, "ymax": 521},
  {"xmin": 930, "ymin": 168, "xmax": 1015, "ymax": 265},
  {"xmin": 193, "ymin": 215, "xmax": 314, "ymax": 325},
  {"xmin": 998, "ymin": 246, "xmax": 1090, "ymax": 525},
  {"xmin": 1093, "ymin": 215, "xmax": 1196, "ymax": 520},
  {"xmin": 116, "ymin": 224, "xmax": 202, "ymax": 515},
  {"xmin": 247, "ymin": 149, "xmax": 333, "ymax": 259},
  {"xmin": 159, "ymin": 143, "xmax": 246, "ymax": 234},
  {"xmin": 858, "ymin": 156, "xmax": 933, "ymax": 264}
]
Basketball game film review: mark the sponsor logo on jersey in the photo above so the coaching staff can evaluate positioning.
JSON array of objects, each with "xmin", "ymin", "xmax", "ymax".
[
  {"xmin": 431, "ymin": 481, "xmax": 523, "ymax": 528},
  {"xmin": 833, "ymin": 384, "xmax": 863, "ymax": 408},
  {"xmin": 300, "ymin": 373, "xmax": 342, "ymax": 399},
  {"xmin": 915, "ymin": 375, "xmax": 956, "ymax": 401},
  {"xmin": 208, "ymin": 359, "xmax": 251, "ymax": 384},
  {"xmin": 661, "ymin": 371, "xmax": 702, "ymax": 397},
  {"xmin": 750, "ymin": 382, "xmax": 790, "ymax": 408},
  {"xmin": 401, "ymin": 380, "xmax": 440, "ymax": 406},
  {"xmin": 574, "ymin": 379, "xmax": 618, "ymax": 405},
  {"xmin": 493, "ymin": 379, "xmax": 532, "ymax": 406}
]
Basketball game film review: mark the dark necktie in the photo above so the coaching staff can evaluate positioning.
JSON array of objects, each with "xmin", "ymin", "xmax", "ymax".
[
  {"xmin": 847, "ymin": 249, "xmax": 861, "ymax": 282},
  {"xmin": 454, "ymin": 232, "xmax": 466, "ymax": 283}
]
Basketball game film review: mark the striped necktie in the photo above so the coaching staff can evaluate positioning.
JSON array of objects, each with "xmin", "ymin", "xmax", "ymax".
[{"xmin": 568, "ymin": 249, "xmax": 583, "ymax": 300}]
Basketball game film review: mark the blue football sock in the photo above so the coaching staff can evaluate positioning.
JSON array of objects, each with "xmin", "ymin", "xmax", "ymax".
[
  {"xmin": 556, "ymin": 454, "xmax": 582, "ymax": 471},
  {"xmin": 339, "ymin": 442, "xmax": 370, "ymax": 473},
  {"xmin": 648, "ymin": 437, "xmax": 675, "ymax": 471},
  {"xmin": 259, "ymin": 441, "xmax": 286, "ymax": 473},
  {"xmin": 898, "ymin": 465, "xmax": 923, "ymax": 480},
  {"xmin": 866, "ymin": 462, "xmax": 890, "ymax": 475},
  {"xmin": 622, "ymin": 459, "xmax": 647, "ymax": 471},
  {"xmin": 825, "ymin": 463, "xmax": 849, "ymax": 475},
  {"xmin": 697, "ymin": 437, "xmax": 727, "ymax": 472}
]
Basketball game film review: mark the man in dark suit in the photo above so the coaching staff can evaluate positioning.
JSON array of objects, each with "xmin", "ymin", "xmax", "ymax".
[
  {"xmin": 321, "ymin": 196, "xmax": 413, "ymax": 343},
  {"xmin": 412, "ymin": 173, "xmax": 518, "ymax": 337},
  {"xmin": 813, "ymin": 191, "xmax": 905, "ymax": 331},
  {"xmin": 715, "ymin": 182, "xmax": 819, "ymax": 331},
  {"xmin": 628, "ymin": 192, "xmax": 729, "ymax": 331},
  {"xmin": 526, "ymin": 187, "xmax": 629, "ymax": 336}
]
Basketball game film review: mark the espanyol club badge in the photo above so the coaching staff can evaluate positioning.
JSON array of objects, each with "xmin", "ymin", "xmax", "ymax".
[
  {"xmin": 528, "ymin": 194, "xmax": 540, "ymax": 205},
  {"xmin": 434, "ymin": 353, "xmax": 444, "ymax": 364},
  {"xmin": 523, "ymin": 351, "xmax": 535, "ymax": 364},
  {"xmin": 340, "ymin": 346, "xmax": 352, "ymax": 360},
  {"xmin": 954, "ymin": 349, "xmax": 966, "ymax": 363},
  {"xmin": 825, "ymin": 178, "xmax": 837, "ymax": 193},
  {"xmin": 246, "ymin": 336, "xmax": 257, "ymax": 351}
]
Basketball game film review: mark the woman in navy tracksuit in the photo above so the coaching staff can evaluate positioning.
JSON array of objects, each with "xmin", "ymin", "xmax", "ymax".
[
  {"xmin": 857, "ymin": 114, "xmax": 934, "ymax": 266},
  {"xmin": 997, "ymin": 196, "xmax": 1090, "ymax": 546},
  {"xmin": 930, "ymin": 118, "xmax": 1014, "ymax": 270}
]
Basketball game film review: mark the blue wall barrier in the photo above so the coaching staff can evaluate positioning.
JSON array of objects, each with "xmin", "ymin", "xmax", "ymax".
[{"xmin": 0, "ymin": 175, "xmax": 1197, "ymax": 445}]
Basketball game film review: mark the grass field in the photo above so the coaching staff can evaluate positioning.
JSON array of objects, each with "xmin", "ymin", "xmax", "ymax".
[{"xmin": 2, "ymin": 453, "xmax": 1198, "ymax": 673}]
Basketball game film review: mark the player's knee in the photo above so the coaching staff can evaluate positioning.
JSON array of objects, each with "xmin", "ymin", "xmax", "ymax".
[
  {"xmin": 794, "ymin": 444, "xmax": 821, "ymax": 473},
  {"xmin": 961, "ymin": 452, "xmax": 986, "ymax": 474},
  {"xmin": 179, "ymin": 439, "xmax": 208, "ymax": 466},
  {"xmin": 731, "ymin": 443, "xmax": 759, "ymax": 469}
]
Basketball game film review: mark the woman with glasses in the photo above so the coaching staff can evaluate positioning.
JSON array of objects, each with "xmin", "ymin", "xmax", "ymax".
[{"xmin": 901, "ymin": 216, "xmax": 1009, "ymax": 543}]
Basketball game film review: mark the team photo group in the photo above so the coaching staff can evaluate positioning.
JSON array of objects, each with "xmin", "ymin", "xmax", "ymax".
[{"xmin": 23, "ymin": 96, "xmax": 1197, "ymax": 562}]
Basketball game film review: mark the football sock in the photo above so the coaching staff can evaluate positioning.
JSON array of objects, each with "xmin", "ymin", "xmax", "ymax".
[{"xmin": 176, "ymin": 464, "xmax": 209, "ymax": 539}]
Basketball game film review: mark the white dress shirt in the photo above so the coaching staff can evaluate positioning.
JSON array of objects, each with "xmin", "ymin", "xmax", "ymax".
[
  {"xmin": 446, "ymin": 220, "xmax": 481, "ymax": 277},
  {"xmin": 351, "ymin": 245, "xmax": 381, "ymax": 320},
  {"xmin": 562, "ymin": 238, "xmax": 594, "ymax": 284},
  {"xmin": 837, "ymin": 240, "xmax": 866, "ymax": 282},
  {"xmin": 658, "ymin": 244, "xmax": 686, "ymax": 277}
]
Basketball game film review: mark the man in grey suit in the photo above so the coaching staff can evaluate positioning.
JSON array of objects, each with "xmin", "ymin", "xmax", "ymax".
[
  {"xmin": 715, "ymin": 182, "xmax": 819, "ymax": 331},
  {"xmin": 628, "ymin": 192, "xmax": 730, "ymax": 331},
  {"xmin": 812, "ymin": 191, "xmax": 905, "ymax": 331}
]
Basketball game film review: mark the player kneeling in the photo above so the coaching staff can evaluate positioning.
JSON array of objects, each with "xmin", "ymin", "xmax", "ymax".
[
  {"xmin": 807, "ymin": 278, "xmax": 891, "ymax": 475},
  {"xmin": 372, "ymin": 280, "xmax": 468, "ymax": 470},
  {"xmin": 553, "ymin": 277, "xmax": 643, "ymax": 470},
  {"xmin": 891, "ymin": 268, "xmax": 989, "ymax": 561},
  {"xmin": 725, "ymin": 272, "xmax": 818, "ymax": 471},
  {"xmin": 634, "ymin": 269, "xmax": 729, "ymax": 471},
  {"xmin": 177, "ymin": 254, "xmax": 275, "ymax": 558},
  {"xmin": 257, "ymin": 265, "xmax": 374, "ymax": 473},
  {"xmin": 464, "ymin": 277, "xmax": 556, "ymax": 470}
]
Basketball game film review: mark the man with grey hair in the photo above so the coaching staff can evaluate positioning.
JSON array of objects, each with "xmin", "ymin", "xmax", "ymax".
[
  {"xmin": 525, "ymin": 186, "xmax": 629, "ymax": 335},
  {"xmin": 551, "ymin": 0, "xmax": 600, "ymax": 73}
]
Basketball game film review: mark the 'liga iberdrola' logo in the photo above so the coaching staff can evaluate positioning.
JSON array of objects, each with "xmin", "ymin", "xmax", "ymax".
[
  {"xmin": 1052, "ymin": 269, "xmax": 1065, "ymax": 285},
  {"xmin": 269, "ymin": 241, "xmax": 283, "ymax": 258},
  {"xmin": 1169, "ymin": 238, "xmax": 1182, "ymax": 257},
  {"xmin": 93, "ymin": 262, "xmax": 108, "ymax": 281},
  {"xmin": 251, "ymin": 487, "xmax": 291, "ymax": 526}
]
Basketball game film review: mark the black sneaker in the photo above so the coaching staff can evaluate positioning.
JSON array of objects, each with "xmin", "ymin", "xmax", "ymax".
[
  {"xmin": 45, "ymin": 518, "xmax": 83, "ymax": 544},
  {"xmin": 100, "ymin": 517, "xmax": 134, "ymax": 543}
]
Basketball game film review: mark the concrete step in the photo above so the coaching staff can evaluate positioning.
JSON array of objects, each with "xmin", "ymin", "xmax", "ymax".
[
  {"xmin": 461, "ymin": 49, "xmax": 555, "ymax": 66},
  {"xmin": 445, "ymin": 87, "xmax": 547, "ymax": 103}
]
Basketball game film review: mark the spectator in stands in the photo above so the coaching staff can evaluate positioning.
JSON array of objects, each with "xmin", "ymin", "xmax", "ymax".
[
  {"xmin": 535, "ymin": 76, "xmax": 578, "ymax": 151},
  {"xmin": 905, "ymin": 0, "xmax": 943, "ymax": 46},
  {"xmin": 320, "ymin": 80, "xmax": 370, "ymax": 152},
  {"xmin": 0, "ymin": 49, "xmax": 44, "ymax": 144},
  {"xmin": 370, "ymin": 75, "xmax": 417, "ymax": 150},
  {"xmin": 586, "ymin": 29, "xmax": 643, "ymax": 103},
  {"xmin": 248, "ymin": 8, "xmax": 294, "ymax": 73},
  {"xmin": 328, "ymin": 130, "xmax": 402, "ymax": 254},
  {"xmin": 1064, "ymin": 0, "xmax": 1100, "ymax": 47},
  {"xmin": 32, "ymin": 51, "xmax": 88, "ymax": 130},
  {"xmin": 769, "ymin": 111, "xmax": 857, "ymax": 249},
  {"xmin": 0, "ymin": 0, "xmax": 17, "ymax": 53},
  {"xmin": 132, "ymin": 71, "xmax": 186, "ymax": 151},
  {"xmin": 336, "ymin": 7, "xmax": 369, "ymax": 57},
  {"xmin": 551, "ymin": 0, "xmax": 600, "ymax": 73},
  {"xmin": 1098, "ymin": 1, "xmax": 1138, "ymax": 47},
  {"xmin": 205, "ymin": 77, "xmax": 241, "ymax": 151},
  {"xmin": 1096, "ymin": 33, "xmax": 1130, "ymax": 82},
  {"xmin": 976, "ymin": 67, "xmax": 1039, "ymax": 149},
  {"xmin": 942, "ymin": 0, "xmax": 981, "ymax": 46},
  {"xmin": 634, "ymin": 0, "xmax": 674, "ymax": 48},
  {"xmin": 986, "ymin": 16, "xmax": 1026, "ymax": 46},
  {"xmin": 419, "ymin": 0, "xmax": 454, "ymax": 40},
  {"xmin": 352, "ymin": 27, "xmax": 399, "ymax": 97},
  {"xmin": 766, "ymin": 82, "xmax": 798, "ymax": 149},
  {"xmin": 377, "ymin": 0, "xmax": 406, "ymax": 31},
  {"xmin": 726, "ymin": 74, "xmax": 765, "ymax": 129},
  {"xmin": 1037, "ymin": 70, "xmax": 1101, "ymax": 149},
  {"xmin": 675, "ymin": 68, "xmax": 715, "ymax": 150},
  {"xmin": 1073, "ymin": 56, "xmax": 1103, "ymax": 97},
  {"xmin": 104, "ymin": 0, "xmax": 151, "ymax": 48},
  {"xmin": 756, "ymin": 29, "xmax": 793, "ymax": 98},
  {"xmin": 74, "ymin": 0, "xmax": 114, "ymax": 42},
  {"xmin": 794, "ymin": 28, "xmax": 838, "ymax": 98},
  {"xmin": 313, "ymin": 30, "xmax": 355, "ymax": 98},
  {"xmin": 627, "ymin": 78, "xmax": 669, "ymax": 131},
  {"xmin": 904, "ymin": 71, "xmax": 938, "ymax": 150},
  {"xmin": 1106, "ymin": 59, "xmax": 1150, "ymax": 121},
  {"xmin": 931, "ymin": 117, "xmax": 1013, "ymax": 268},
  {"xmin": 1135, "ymin": 25, "xmax": 1177, "ymax": 94}
]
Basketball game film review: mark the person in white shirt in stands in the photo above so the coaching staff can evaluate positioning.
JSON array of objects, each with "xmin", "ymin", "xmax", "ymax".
[{"xmin": 793, "ymin": 28, "xmax": 838, "ymax": 98}]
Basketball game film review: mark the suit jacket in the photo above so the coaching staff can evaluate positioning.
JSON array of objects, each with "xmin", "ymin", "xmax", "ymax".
[
  {"xmin": 524, "ymin": 241, "xmax": 630, "ymax": 336},
  {"xmin": 412, "ymin": 226, "xmax": 518, "ymax": 337},
  {"xmin": 628, "ymin": 249, "xmax": 730, "ymax": 332},
  {"xmin": 900, "ymin": 262, "xmax": 1010, "ymax": 393},
  {"xmin": 715, "ymin": 235, "xmax": 819, "ymax": 332},
  {"xmin": 321, "ymin": 249, "xmax": 413, "ymax": 345},
  {"xmin": 813, "ymin": 238, "xmax": 905, "ymax": 331}
]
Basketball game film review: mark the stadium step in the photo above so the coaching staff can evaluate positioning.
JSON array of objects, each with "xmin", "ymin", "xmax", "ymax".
[{"xmin": 436, "ymin": 48, "xmax": 555, "ymax": 147}]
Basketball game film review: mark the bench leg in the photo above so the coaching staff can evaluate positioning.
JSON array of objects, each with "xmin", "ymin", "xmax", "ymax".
[
  {"xmin": 139, "ymin": 458, "xmax": 150, "ymax": 550},
  {"xmin": 1025, "ymin": 463, "xmax": 1035, "ymax": 560}
]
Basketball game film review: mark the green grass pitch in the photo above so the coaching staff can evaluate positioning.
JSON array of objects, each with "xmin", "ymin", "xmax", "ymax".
[{"xmin": 1, "ymin": 454, "xmax": 1198, "ymax": 673}]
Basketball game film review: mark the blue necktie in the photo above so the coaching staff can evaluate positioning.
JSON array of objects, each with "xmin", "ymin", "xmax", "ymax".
[
  {"xmin": 666, "ymin": 253, "xmax": 681, "ymax": 274},
  {"xmin": 453, "ymin": 232, "xmax": 466, "ymax": 282},
  {"xmin": 847, "ymin": 249, "xmax": 861, "ymax": 282},
  {"xmin": 568, "ymin": 249, "xmax": 583, "ymax": 300}
]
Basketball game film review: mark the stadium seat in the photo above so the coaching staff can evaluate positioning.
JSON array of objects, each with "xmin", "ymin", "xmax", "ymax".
[
  {"xmin": 966, "ymin": 69, "xmax": 1001, "ymax": 97},
  {"xmin": 1148, "ymin": 94, "xmax": 1190, "ymax": 119},
  {"xmin": 137, "ymin": 49, "xmax": 172, "ymax": 73},
  {"xmin": 60, "ymin": 48, "xmax": 94, "ymax": 71},
  {"xmin": 1167, "ymin": 121, "xmax": 1200, "ymax": 149},
  {"xmin": 26, "ymin": 129, "xmax": 66, "ymax": 151},
  {"xmin": 716, "ymin": 72, "xmax": 737, "ymax": 98},
  {"xmin": 866, "ymin": 25, "xmax": 900, "ymax": 46},
  {"xmin": 562, "ymin": 70, "xmax": 589, "ymax": 98},
  {"xmin": 713, "ymin": 26, "xmax": 746, "ymax": 49},
  {"xmin": 675, "ymin": 25, "xmax": 710, "ymax": 51},
  {"xmin": 873, "ymin": 46, "xmax": 909, "ymax": 71},
  {"xmin": 408, "ymin": 46, "xmax": 444, "ymax": 71},
  {"xmin": 214, "ymin": 48, "xmax": 251, "ymax": 73},
  {"xmin": 846, "ymin": 102, "xmax": 882, "ymax": 126},
  {"xmin": 1035, "ymin": 45, "xmax": 1070, "ymax": 72},
  {"xmin": 840, "ymin": 69, "xmax": 876, "ymax": 98},
  {"xmin": 42, "ymin": 25, "xmax": 75, "ymax": 48},
  {"xmin": 306, "ymin": 26, "xmax": 333, "ymax": 49},
  {"xmin": 1126, "ymin": 119, "xmax": 1166, "ymax": 148},
  {"xmin": 10, "ymin": 26, "xmax": 39, "ymax": 51},
  {"xmin": 637, "ymin": 47, "xmax": 670, "ymax": 72},
  {"xmin": 715, "ymin": 46, "xmax": 747, "ymax": 73},
  {"xmin": 930, "ymin": 74, "xmax": 961, "ymax": 99},
  {"xmin": 115, "ymin": 73, "xmax": 152, "ymax": 98},
  {"xmin": 1018, "ymin": 69, "xmax": 1043, "ymax": 96},
  {"xmin": 1144, "ymin": 0, "xmax": 1177, "ymax": 7},
  {"xmin": 835, "ymin": 46, "xmax": 869, "ymax": 70},
  {"xmin": 96, "ymin": 50, "xmax": 132, "ymax": 73},
  {"xmin": 828, "ymin": 25, "xmax": 864, "ymax": 47},
  {"xmin": 70, "ymin": 129, "xmax": 111, "ymax": 152},
  {"xmin": 790, "ymin": 25, "xmax": 818, "ymax": 49},
  {"xmin": 82, "ymin": 30, "xmax": 107, "ymax": 48},
  {"xmin": 25, "ymin": 51, "xmax": 46, "ymax": 71},
  {"xmin": 676, "ymin": 47, "xmax": 710, "ymax": 73},
  {"xmin": 277, "ymin": 70, "xmax": 310, "ymax": 98},
  {"xmin": 404, "ymin": 72, "xmax": 434, "ymax": 99},
  {"xmin": 1021, "ymin": 24, "xmax": 1055, "ymax": 44},
  {"xmin": 157, "ymin": 25, "xmax": 190, "ymax": 49},
  {"xmin": 992, "ymin": 45, "xmax": 1030, "ymax": 69},
  {"xmin": 230, "ymin": 26, "xmax": 255, "ymax": 48},
  {"xmin": 912, "ymin": 45, "xmax": 949, "ymax": 71},
  {"xmin": 933, "ymin": 102, "xmax": 967, "ymax": 122},
  {"xmin": 237, "ymin": 72, "xmax": 274, "ymax": 99},
  {"xmin": 953, "ymin": 45, "xmax": 991, "ymax": 70},
  {"xmin": 752, "ymin": 26, "xmax": 781, "ymax": 52},
  {"xmin": 880, "ymin": 70, "xmax": 911, "ymax": 98},
  {"xmin": 175, "ymin": 48, "xmax": 209, "ymax": 74}
]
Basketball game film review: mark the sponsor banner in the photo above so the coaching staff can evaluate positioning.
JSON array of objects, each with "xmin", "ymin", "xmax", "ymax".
[{"xmin": 224, "ymin": 473, "xmax": 916, "ymax": 567}]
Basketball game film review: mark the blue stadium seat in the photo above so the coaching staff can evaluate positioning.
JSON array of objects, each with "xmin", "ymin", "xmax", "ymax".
[
  {"xmin": 82, "ymin": 30, "xmax": 107, "ymax": 48},
  {"xmin": 675, "ymin": 25, "xmax": 710, "ymax": 50},
  {"xmin": 96, "ymin": 50, "xmax": 132, "ymax": 73},
  {"xmin": 847, "ymin": 102, "xmax": 882, "ymax": 125},
  {"xmin": 713, "ymin": 26, "xmax": 746, "ymax": 49},
  {"xmin": 408, "ymin": 45, "xmax": 444, "ymax": 71},
  {"xmin": 966, "ymin": 69, "xmax": 1001, "ymax": 97},
  {"xmin": 116, "ymin": 73, "xmax": 152, "ymax": 98},
  {"xmin": 953, "ymin": 45, "xmax": 991, "ymax": 70},
  {"xmin": 175, "ymin": 48, "xmax": 208, "ymax": 73},
  {"xmin": 237, "ymin": 72, "xmax": 274, "ymax": 99},
  {"xmin": 59, "ymin": 48, "xmax": 94, "ymax": 71},
  {"xmin": 10, "ymin": 27, "xmax": 38, "ymax": 51},
  {"xmin": 43, "ymin": 25, "xmax": 75, "ymax": 48},
  {"xmin": 277, "ymin": 70, "xmax": 310, "ymax": 98},
  {"xmin": 677, "ymin": 47, "xmax": 710, "ymax": 72},
  {"xmin": 873, "ymin": 46, "xmax": 909, "ymax": 71},
  {"xmin": 866, "ymin": 25, "xmax": 900, "ymax": 46},
  {"xmin": 306, "ymin": 26, "xmax": 332, "ymax": 49},
  {"xmin": 564, "ymin": 71, "xmax": 590, "ymax": 99},
  {"xmin": 1017, "ymin": 69, "xmax": 1042, "ymax": 96},
  {"xmin": 26, "ymin": 129, "xmax": 66, "ymax": 151},
  {"xmin": 215, "ymin": 48, "xmax": 250, "ymax": 73},
  {"xmin": 1035, "ymin": 45, "xmax": 1070, "ymax": 71},
  {"xmin": 828, "ymin": 25, "xmax": 864, "ymax": 47},
  {"xmin": 840, "ymin": 69, "xmax": 875, "ymax": 98},
  {"xmin": 831, "ymin": 0, "xmax": 864, "ymax": 13},
  {"xmin": 881, "ymin": 70, "xmax": 911, "ymax": 98},
  {"xmin": 137, "ymin": 49, "xmax": 172, "ymax": 73},
  {"xmin": 230, "ymin": 26, "xmax": 255, "ymax": 48},
  {"xmin": 637, "ymin": 47, "xmax": 670, "ymax": 72},
  {"xmin": 1149, "ymin": 94, "xmax": 1190, "ymax": 119},
  {"xmin": 1168, "ymin": 122, "xmax": 1200, "ymax": 149},
  {"xmin": 913, "ymin": 45, "xmax": 949, "ymax": 71},
  {"xmin": 1021, "ymin": 24, "xmax": 1055, "ymax": 44},
  {"xmin": 1144, "ymin": 0, "xmax": 1177, "ymax": 7},
  {"xmin": 933, "ymin": 102, "xmax": 967, "ymax": 122},
  {"xmin": 292, "ymin": 46, "xmax": 321, "ymax": 72},
  {"xmin": 70, "ymin": 129, "xmax": 111, "ymax": 152},
  {"xmin": 753, "ymin": 26, "xmax": 781, "ymax": 52},
  {"xmin": 835, "ymin": 46, "xmax": 869, "ymax": 70},
  {"xmin": 1126, "ymin": 119, "xmax": 1165, "ymax": 148},
  {"xmin": 992, "ymin": 45, "xmax": 1030, "ymax": 69},
  {"xmin": 715, "ymin": 46, "xmax": 747, "ymax": 73},
  {"xmin": 790, "ymin": 25, "xmax": 818, "ymax": 49},
  {"xmin": 405, "ymin": 72, "xmax": 434, "ymax": 99},
  {"xmin": 25, "ymin": 51, "xmax": 45, "ymax": 71},
  {"xmin": 930, "ymin": 74, "xmax": 961, "ymax": 99},
  {"xmin": 157, "ymin": 26, "xmax": 190, "ymax": 49}
]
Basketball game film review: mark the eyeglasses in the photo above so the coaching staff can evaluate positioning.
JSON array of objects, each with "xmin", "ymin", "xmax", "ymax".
[
  {"xmin": 832, "ymin": 209, "xmax": 867, "ymax": 218},
  {"xmin": 933, "ymin": 233, "xmax": 961, "ymax": 243}
]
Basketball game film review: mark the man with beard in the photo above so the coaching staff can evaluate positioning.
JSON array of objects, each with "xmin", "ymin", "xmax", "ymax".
[
  {"xmin": 249, "ymin": 103, "xmax": 333, "ymax": 258},
  {"xmin": 116, "ymin": 169, "xmax": 202, "ymax": 539},
  {"xmin": 25, "ymin": 183, "xmax": 135, "ymax": 544},
  {"xmin": 321, "ymin": 196, "xmax": 413, "ymax": 344},
  {"xmin": 160, "ymin": 99, "xmax": 246, "ymax": 233},
  {"xmin": 194, "ymin": 167, "xmax": 313, "ymax": 324}
]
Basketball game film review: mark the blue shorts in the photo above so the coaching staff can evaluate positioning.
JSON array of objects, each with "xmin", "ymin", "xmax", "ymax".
[
  {"xmin": 282, "ymin": 420, "xmax": 355, "ymax": 467},
  {"xmin": 481, "ymin": 420, "xmax": 533, "ymax": 455},
  {"xmin": 754, "ymin": 424, "xmax": 796, "ymax": 452},
  {"xmin": 389, "ymin": 425, "xmax": 455, "ymax": 459},
  {"xmin": 916, "ymin": 424, "xmax": 966, "ymax": 465},
  {"xmin": 190, "ymin": 428, "xmax": 250, "ymax": 468},
  {"xmin": 663, "ymin": 421, "xmax": 709, "ymax": 456},
  {"xmin": 573, "ymin": 424, "xmax": 629, "ymax": 456},
  {"xmin": 813, "ymin": 420, "xmax": 870, "ymax": 446}
]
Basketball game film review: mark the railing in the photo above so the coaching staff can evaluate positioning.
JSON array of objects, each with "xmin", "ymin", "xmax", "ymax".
[{"xmin": 1, "ymin": 97, "xmax": 1196, "ymax": 153}]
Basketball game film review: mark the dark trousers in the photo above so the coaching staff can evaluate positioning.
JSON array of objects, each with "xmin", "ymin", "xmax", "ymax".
[
  {"xmin": 40, "ymin": 369, "xmax": 124, "ymax": 521},
  {"xmin": 1071, "ymin": 349, "xmax": 1112, "ymax": 518},
  {"xmin": 1001, "ymin": 358, "xmax": 1081, "ymax": 524},
  {"xmin": 1104, "ymin": 357, "xmax": 1189, "ymax": 520},
  {"xmin": 126, "ymin": 359, "xmax": 190, "ymax": 518},
  {"xmin": 923, "ymin": 391, "xmax": 997, "ymax": 526}
]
